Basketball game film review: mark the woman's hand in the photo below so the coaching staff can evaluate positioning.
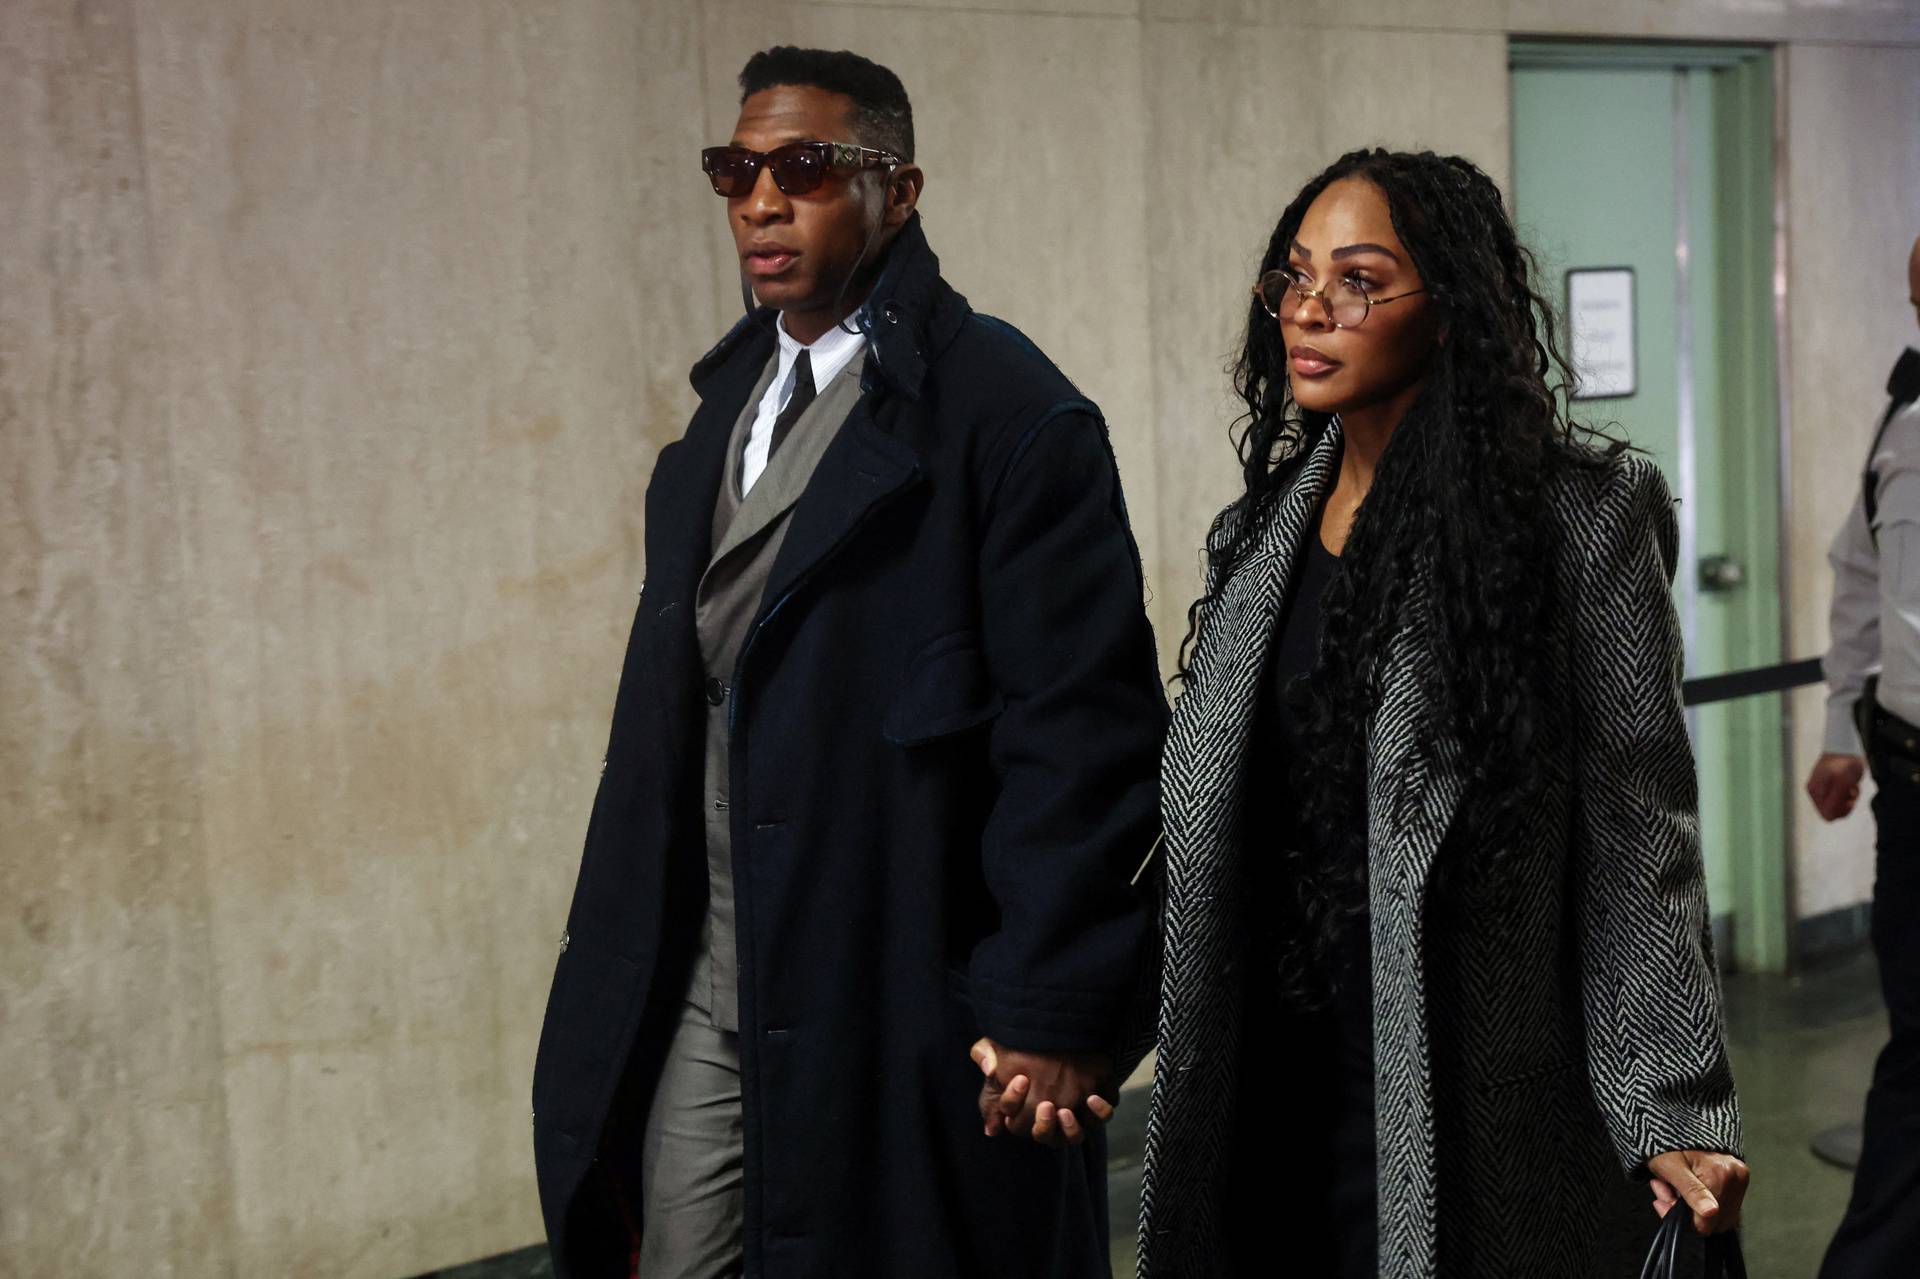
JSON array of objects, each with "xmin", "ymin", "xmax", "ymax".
[
  {"xmin": 1647, "ymin": 1149, "xmax": 1750, "ymax": 1234},
  {"xmin": 970, "ymin": 1037, "xmax": 1116, "ymax": 1147}
]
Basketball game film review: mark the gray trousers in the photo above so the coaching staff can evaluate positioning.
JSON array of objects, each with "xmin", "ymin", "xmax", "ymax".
[{"xmin": 637, "ymin": 1001, "xmax": 744, "ymax": 1278}]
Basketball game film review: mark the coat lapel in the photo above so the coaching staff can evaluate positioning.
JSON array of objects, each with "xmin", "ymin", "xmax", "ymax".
[
  {"xmin": 708, "ymin": 361, "xmax": 864, "ymax": 574},
  {"xmin": 649, "ymin": 372, "xmax": 755, "ymax": 608},
  {"xmin": 1360, "ymin": 505, "xmax": 1469, "ymax": 1275},
  {"xmin": 1161, "ymin": 418, "xmax": 1469, "ymax": 895},
  {"xmin": 753, "ymin": 400, "xmax": 922, "ymax": 628},
  {"xmin": 1160, "ymin": 426, "xmax": 1341, "ymax": 868},
  {"xmin": 640, "ymin": 324, "xmax": 774, "ymax": 750},
  {"xmin": 1366, "ymin": 571, "xmax": 1469, "ymax": 905},
  {"xmin": 1146, "ymin": 426, "xmax": 1341, "ymax": 1274}
]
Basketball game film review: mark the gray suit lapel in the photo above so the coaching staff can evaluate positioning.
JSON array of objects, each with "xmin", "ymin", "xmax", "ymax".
[
  {"xmin": 713, "ymin": 356, "xmax": 780, "ymax": 527},
  {"xmin": 707, "ymin": 361, "xmax": 864, "ymax": 571}
]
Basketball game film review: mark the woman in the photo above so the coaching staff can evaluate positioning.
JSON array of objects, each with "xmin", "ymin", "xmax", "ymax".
[{"xmin": 1135, "ymin": 150, "xmax": 1749, "ymax": 1276}]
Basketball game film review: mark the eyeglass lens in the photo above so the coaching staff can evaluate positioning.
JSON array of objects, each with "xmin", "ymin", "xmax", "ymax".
[
  {"xmin": 702, "ymin": 145, "xmax": 830, "ymax": 198},
  {"xmin": 1258, "ymin": 273, "xmax": 1370, "ymax": 328}
]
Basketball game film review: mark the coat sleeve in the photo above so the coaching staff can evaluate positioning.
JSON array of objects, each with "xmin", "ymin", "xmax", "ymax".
[
  {"xmin": 965, "ymin": 406, "xmax": 1168, "ymax": 1055},
  {"xmin": 1570, "ymin": 454, "xmax": 1743, "ymax": 1175}
]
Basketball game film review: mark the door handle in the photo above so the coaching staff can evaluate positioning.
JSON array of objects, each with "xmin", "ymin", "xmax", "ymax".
[{"xmin": 1699, "ymin": 553, "xmax": 1745, "ymax": 593}]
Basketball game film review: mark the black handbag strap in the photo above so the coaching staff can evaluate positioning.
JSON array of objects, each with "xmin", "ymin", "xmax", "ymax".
[
  {"xmin": 1636, "ymin": 1194, "xmax": 1748, "ymax": 1279},
  {"xmin": 1862, "ymin": 346, "xmax": 1920, "ymax": 548}
]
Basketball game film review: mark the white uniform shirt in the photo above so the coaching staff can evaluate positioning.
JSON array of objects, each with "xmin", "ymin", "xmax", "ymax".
[
  {"xmin": 740, "ymin": 314, "xmax": 868, "ymax": 496},
  {"xmin": 1823, "ymin": 397, "xmax": 1920, "ymax": 752}
]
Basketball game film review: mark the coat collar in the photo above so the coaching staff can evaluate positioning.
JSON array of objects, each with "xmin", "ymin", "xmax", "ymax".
[
  {"xmin": 854, "ymin": 214, "xmax": 968, "ymax": 401},
  {"xmin": 1161, "ymin": 421, "xmax": 1467, "ymax": 899},
  {"xmin": 653, "ymin": 231, "xmax": 935, "ymax": 697},
  {"xmin": 1160, "ymin": 426, "xmax": 1341, "ymax": 876},
  {"xmin": 688, "ymin": 214, "xmax": 966, "ymax": 405}
]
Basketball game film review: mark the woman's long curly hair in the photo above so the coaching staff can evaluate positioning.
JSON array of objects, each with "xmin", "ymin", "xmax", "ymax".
[{"xmin": 1178, "ymin": 148, "xmax": 1624, "ymax": 1007}]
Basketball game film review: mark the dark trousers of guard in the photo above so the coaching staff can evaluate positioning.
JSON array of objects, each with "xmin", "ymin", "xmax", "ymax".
[{"xmin": 1822, "ymin": 705, "xmax": 1920, "ymax": 1278}]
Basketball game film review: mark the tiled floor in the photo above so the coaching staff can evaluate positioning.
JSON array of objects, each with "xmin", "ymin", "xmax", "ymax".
[
  {"xmin": 421, "ymin": 950, "xmax": 1886, "ymax": 1278},
  {"xmin": 1718, "ymin": 948, "xmax": 1883, "ymax": 1276}
]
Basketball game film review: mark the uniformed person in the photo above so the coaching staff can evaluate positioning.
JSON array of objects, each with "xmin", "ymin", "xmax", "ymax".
[{"xmin": 1809, "ymin": 231, "xmax": 1920, "ymax": 1278}]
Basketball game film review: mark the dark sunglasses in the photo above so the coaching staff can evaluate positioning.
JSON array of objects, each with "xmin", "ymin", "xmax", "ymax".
[{"xmin": 700, "ymin": 141, "xmax": 901, "ymax": 198}]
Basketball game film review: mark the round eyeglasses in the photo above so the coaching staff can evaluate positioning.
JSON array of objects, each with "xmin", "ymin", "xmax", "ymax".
[{"xmin": 1253, "ymin": 269, "xmax": 1426, "ymax": 329}]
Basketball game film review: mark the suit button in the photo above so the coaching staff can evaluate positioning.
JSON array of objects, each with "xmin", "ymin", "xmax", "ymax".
[
  {"xmin": 704, "ymin": 677, "xmax": 726, "ymax": 706},
  {"xmin": 558, "ymin": 930, "xmax": 569, "ymax": 954}
]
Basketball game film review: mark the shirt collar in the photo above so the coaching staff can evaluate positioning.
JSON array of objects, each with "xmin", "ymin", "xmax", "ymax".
[{"xmin": 774, "ymin": 311, "xmax": 868, "ymax": 392}]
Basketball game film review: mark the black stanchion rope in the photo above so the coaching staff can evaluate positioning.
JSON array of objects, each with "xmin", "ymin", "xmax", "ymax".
[{"xmin": 1681, "ymin": 658, "xmax": 1824, "ymax": 708}]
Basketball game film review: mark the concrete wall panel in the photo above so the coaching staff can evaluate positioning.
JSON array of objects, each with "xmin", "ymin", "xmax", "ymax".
[
  {"xmin": 1783, "ymin": 41, "xmax": 1920, "ymax": 919},
  {"xmin": 0, "ymin": 2, "xmax": 237, "ymax": 1273},
  {"xmin": 1144, "ymin": 0, "xmax": 1920, "ymax": 42},
  {"xmin": 4, "ymin": 1, "xmax": 1918, "ymax": 1273},
  {"xmin": 46, "ymin": 1, "xmax": 711, "ymax": 1272}
]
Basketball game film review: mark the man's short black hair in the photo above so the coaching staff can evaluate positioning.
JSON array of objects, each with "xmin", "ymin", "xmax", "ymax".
[{"xmin": 739, "ymin": 46, "xmax": 914, "ymax": 164}]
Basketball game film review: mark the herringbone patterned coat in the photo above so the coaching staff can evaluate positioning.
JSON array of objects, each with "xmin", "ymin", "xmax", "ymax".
[{"xmin": 1136, "ymin": 426, "xmax": 1742, "ymax": 1277}]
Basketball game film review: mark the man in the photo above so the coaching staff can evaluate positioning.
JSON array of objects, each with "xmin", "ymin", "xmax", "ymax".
[
  {"xmin": 530, "ymin": 46, "xmax": 1165, "ymax": 1279},
  {"xmin": 1808, "ymin": 232, "xmax": 1920, "ymax": 1278}
]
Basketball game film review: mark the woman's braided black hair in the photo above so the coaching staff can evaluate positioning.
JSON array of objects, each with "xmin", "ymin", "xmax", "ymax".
[{"xmin": 1177, "ymin": 148, "xmax": 1625, "ymax": 1006}]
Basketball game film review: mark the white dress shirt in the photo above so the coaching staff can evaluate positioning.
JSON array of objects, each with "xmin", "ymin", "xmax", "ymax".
[
  {"xmin": 740, "ymin": 314, "xmax": 868, "ymax": 496},
  {"xmin": 1824, "ymin": 397, "xmax": 1920, "ymax": 752}
]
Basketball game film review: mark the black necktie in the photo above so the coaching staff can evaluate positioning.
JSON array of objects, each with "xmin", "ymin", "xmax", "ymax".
[{"xmin": 767, "ymin": 350, "xmax": 816, "ymax": 462}]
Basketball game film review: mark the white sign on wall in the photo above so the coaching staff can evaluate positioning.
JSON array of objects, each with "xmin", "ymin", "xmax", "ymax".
[{"xmin": 1566, "ymin": 267, "xmax": 1637, "ymax": 400}]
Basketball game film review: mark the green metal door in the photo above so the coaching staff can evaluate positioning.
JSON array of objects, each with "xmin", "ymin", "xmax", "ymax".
[{"xmin": 1511, "ymin": 44, "xmax": 1787, "ymax": 972}]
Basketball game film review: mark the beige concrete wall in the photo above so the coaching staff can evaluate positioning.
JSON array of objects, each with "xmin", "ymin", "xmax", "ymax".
[
  {"xmin": 6, "ymin": 0, "xmax": 713, "ymax": 1273},
  {"xmin": 2, "ymin": 4, "xmax": 237, "ymax": 1273},
  {"xmin": 4, "ymin": 1, "xmax": 1917, "ymax": 1275},
  {"xmin": 1781, "ymin": 41, "xmax": 1920, "ymax": 919},
  {"xmin": 128, "ymin": 5, "xmax": 721, "ymax": 1271}
]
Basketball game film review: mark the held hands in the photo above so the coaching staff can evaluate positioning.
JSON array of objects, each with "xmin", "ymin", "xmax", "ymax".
[
  {"xmin": 1647, "ymin": 1149, "xmax": 1750, "ymax": 1235},
  {"xmin": 970, "ymin": 1037, "xmax": 1116, "ymax": 1148},
  {"xmin": 1806, "ymin": 752, "xmax": 1866, "ymax": 822}
]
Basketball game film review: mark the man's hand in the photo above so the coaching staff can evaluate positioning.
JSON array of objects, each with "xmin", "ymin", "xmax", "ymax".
[
  {"xmin": 1807, "ymin": 752, "xmax": 1866, "ymax": 822},
  {"xmin": 971, "ymin": 1037, "xmax": 1115, "ymax": 1147},
  {"xmin": 1648, "ymin": 1149, "xmax": 1750, "ymax": 1235}
]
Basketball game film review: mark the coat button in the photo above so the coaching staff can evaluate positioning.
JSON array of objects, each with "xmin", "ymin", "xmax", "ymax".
[
  {"xmin": 704, "ymin": 677, "xmax": 726, "ymax": 706},
  {"xmin": 883, "ymin": 301, "xmax": 902, "ymax": 324},
  {"xmin": 558, "ymin": 930, "xmax": 569, "ymax": 954}
]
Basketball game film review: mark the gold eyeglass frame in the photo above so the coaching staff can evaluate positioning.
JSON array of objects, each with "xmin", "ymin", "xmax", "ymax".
[{"xmin": 1253, "ymin": 269, "xmax": 1427, "ymax": 329}]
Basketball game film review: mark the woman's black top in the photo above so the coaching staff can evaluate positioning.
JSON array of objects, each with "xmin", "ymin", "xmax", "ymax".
[{"xmin": 1237, "ymin": 524, "xmax": 1377, "ymax": 1276}]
